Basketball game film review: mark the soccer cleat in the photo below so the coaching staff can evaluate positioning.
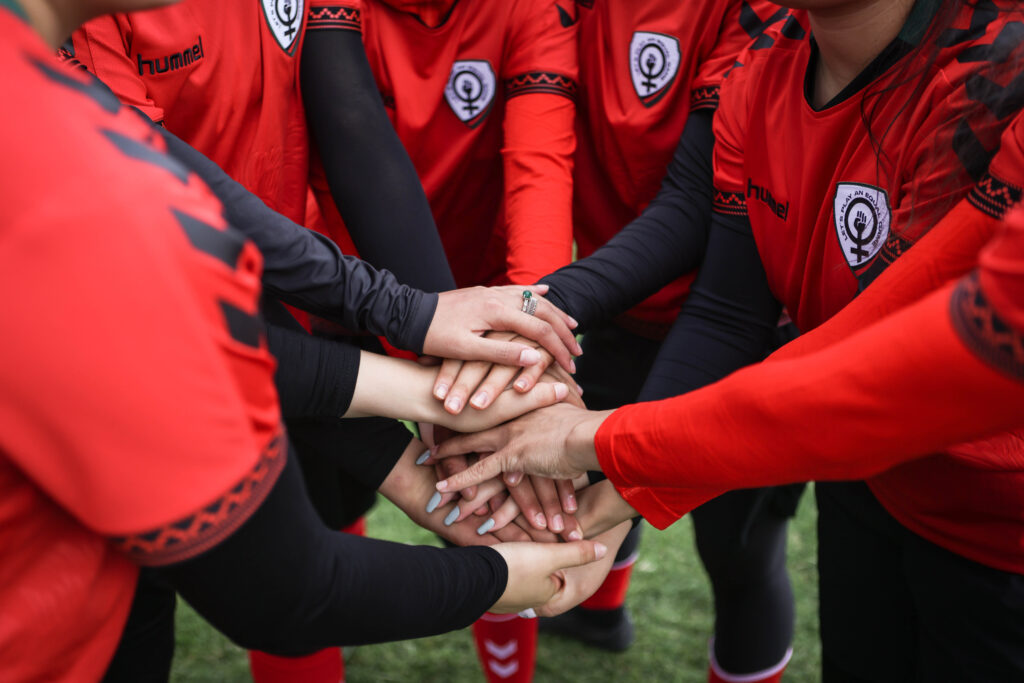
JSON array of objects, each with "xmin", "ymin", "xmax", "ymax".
[{"xmin": 538, "ymin": 605, "xmax": 635, "ymax": 653}]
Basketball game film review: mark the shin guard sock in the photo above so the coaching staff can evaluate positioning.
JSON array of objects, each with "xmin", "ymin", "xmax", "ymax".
[
  {"xmin": 581, "ymin": 551, "xmax": 636, "ymax": 611},
  {"xmin": 708, "ymin": 639, "xmax": 792, "ymax": 683},
  {"xmin": 248, "ymin": 649, "xmax": 344, "ymax": 683},
  {"xmin": 472, "ymin": 613, "xmax": 537, "ymax": 682}
]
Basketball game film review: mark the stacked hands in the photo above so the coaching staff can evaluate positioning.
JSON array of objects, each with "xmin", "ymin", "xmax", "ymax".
[{"xmin": 380, "ymin": 285, "xmax": 636, "ymax": 617}]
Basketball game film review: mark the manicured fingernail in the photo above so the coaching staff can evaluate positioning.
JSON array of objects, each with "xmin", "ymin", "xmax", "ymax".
[
  {"xmin": 436, "ymin": 480, "xmax": 449, "ymax": 492},
  {"xmin": 570, "ymin": 359, "xmax": 577, "ymax": 373},
  {"xmin": 426, "ymin": 492, "xmax": 442, "ymax": 513},
  {"xmin": 568, "ymin": 316, "xmax": 578, "ymax": 328},
  {"xmin": 566, "ymin": 494, "xmax": 577, "ymax": 512},
  {"xmin": 554, "ymin": 383, "xmax": 568, "ymax": 400},
  {"xmin": 534, "ymin": 513, "xmax": 547, "ymax": 529},
  {"xmin": 415, "ymin": 450, "xmax": 430, "ymax": 465},
  {"xmin": 594, "ymin": 542, "xmax": 608, "ymax": 559},
  {"xmin": 518, "ymin": 608, "xmax": 538, "ymax": 619},
  {"xmin": 435, "ymin": 384, "xmax": 449, "ymax": 399},
  {"xmin": 552, "ymin": 514, "xmax": 564, "ymax": 532},
  {"xmin": 568, "ymin": 529, "xmax": 583, "ymax": 541},
  {"xmin": 444, "ymin": 506, "xmax": 461, "ymax": 526},
  {"xmin": 445, "ymin": 396, "xmax": 461, "ymax": 413},
  {"xmin": 476, "ymin": 518, "xmax": 496, "ymax": 535},
  {"xmin": 515, "ymin": 378, "xmax": 529, "ymax": 391},
  {"xmin": 520, "ymin": 348, "xmax": 541, "ymax": 364},
  {"xmin": 471, "ymin": 391, "xmax": 488, "ymax": 408}
]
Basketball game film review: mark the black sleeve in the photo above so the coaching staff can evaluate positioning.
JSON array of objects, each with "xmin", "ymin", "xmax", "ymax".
[
  {"xmin": 265, "ymin": 323, "xmax": 361, "ymax": 419},
  {"xmin": 302, "ymin": 28, "xmax": 456, "ymax": 293},
  {"xmin": 157, "ymin": 126, "xmax": 436, "ymax": 352},
  {"xmin": 157, "ymin": 451, "xmax": 507, "ymax": 653},
  {"xmin": 539, "ymin": 109, "xmax": 715, "ymax": 331},
  {"xmin": 637, "ymin": 210, "xmax": 781, "ymax": 402}
]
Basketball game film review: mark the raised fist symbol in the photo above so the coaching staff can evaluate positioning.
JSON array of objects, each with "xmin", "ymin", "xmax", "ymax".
[{"xmin": 853, "ymin": 210, "xmax": 868, "ymax": 234}]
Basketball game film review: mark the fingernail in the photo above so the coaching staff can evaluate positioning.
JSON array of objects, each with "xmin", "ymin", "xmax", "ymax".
[
  {"xmin": 415, "ymin": 450, "xmax": 430, "ymax": 465},
  {"xmin": 518, "ymin": 608, "xmax": 538, "ymax": 619},
  {"xmin": 426, "ymin": 491, "xmax": 442, "ymax": 513},
  {"xmin": 576, "ymin": 383, "xmax": 584, "ymax": 396},
  {"xmin": 566, "ymin": 494, "xmax": 577, "ymax": 512},
  {"xmin": 444, "ymin": 506, "xmax": 461, "ymax": 526},
  {"xmin": 471, "ymin": 392, "xmax": 488, "ymax": 408},
  {"xmin": 552, "ymin": 514, "xmax": 564, "ymax": 532},
  {"xmin": 534, "ymin": 513, "xmax": 547, "ymax": 529},
  {"xmin": 568, "ymin": 316, "xmax": 578, "ymax": 328},
  {"xmin": 570, "ymin": 359, "xmax": 577, "ymax": 373},
  {"xmin": 436, "ymin": 480, "xmax": 449, "ymax": 492},
  {"xmin": 554, "ymin": 383, "xmax": 568, "ymax": 400},
  {"xmin": 515, "ymin": 378, "xmax": 529, "ymax": 391},
  {"xmin": 594, "ymin": 542, "xmax": 608, "ymax": 559},
  {"xmin": 568, "ymin": 529, "xmax": 583, "ymax": 541},
  {"xmin": 435, "ymin": 384, "xmax": 449, "ymax": 399},
  {"xmin": 476, "ymin": 518, "xmax": 496, "ymax": 535},
  {"xmin": 445, "ymin": 396, "xmax": 462, "ymax": 413},
  {"xmin": 520, "ymin": 348, "xmax": 541, "ymax": 364},
  {"xmin": 507, "ymin": 472, "xmax": 522, "ymax": 486}
]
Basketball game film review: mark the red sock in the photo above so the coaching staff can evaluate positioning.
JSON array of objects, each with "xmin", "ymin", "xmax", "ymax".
[
  {"xmin": 472, "ymin": 613, "xmax": 537, "ymax": 682},
  {"xmin": 581, "ymin": 552, "xmax": 636, "ymax": 610},
  {"xmin": 708, "ymin": 640, "xmax": 792, "ymax": 683},
  {"xmin": 248, "ymin": 649, "xmax": 343, "ymax": 683},
  {"xmin": 247, "ymin": 518, "xmax": 365, "ymax": 683}
]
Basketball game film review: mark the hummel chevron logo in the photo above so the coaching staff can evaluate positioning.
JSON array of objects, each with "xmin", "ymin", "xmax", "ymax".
[
  {"xmin": 484, "ymin": 639, "xmax": 518, "ymax": 660},
  {"xmin": 488, "ymin": 660, "xmax": 520, "ymax": 679}
]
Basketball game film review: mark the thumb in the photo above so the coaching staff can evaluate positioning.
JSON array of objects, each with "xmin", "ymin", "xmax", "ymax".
[{"xmin": 542, "ymin": 540, "xmax": 608, "ymax": 573}]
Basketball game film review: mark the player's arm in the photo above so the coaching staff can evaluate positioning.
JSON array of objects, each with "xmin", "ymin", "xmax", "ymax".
[
  {"xmin": 301, "ymin": 2, "xmax": 455, "ymax": 293},
  {"xmin": 538, "ymin": 109, "xmax": 715, "ymax": 331},
  {"xmin": 500, "ymin": 1, "xmax": 578, "ymax": 284}
]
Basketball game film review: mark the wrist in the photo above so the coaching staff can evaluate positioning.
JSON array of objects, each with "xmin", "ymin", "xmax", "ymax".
[{"xmin": 565, "ymin": 409, "xmax": 610, "ymax": 473}]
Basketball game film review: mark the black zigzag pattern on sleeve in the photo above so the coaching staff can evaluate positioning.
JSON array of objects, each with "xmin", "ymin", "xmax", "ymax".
[
  {"xmin": 713, "ymin": 189, "xmax": 748, "ymax": 216},
  {"xmin": 505, "ymin": 72, "xmax": 577, "ymax": 101},
  {"xmin": 308, "ymin": 5, "xmax": 361, "ymax": 32},
  {"xmin": 968, "ymin": 170, "xmax": 1024, "ymax": 219},
  {"xmin": 950, "ymin": 271, "xmax": 1024, "ymax": 382}
]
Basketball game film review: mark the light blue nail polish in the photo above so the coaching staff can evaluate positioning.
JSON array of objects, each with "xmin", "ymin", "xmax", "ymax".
[
  {"xmin": 415, "ymin": 450, "xmax": 430, "ymax": 465},
  {"xmin": 426, "ymin": 491, "xmax": 442, "ymax": 513},
  {"xmin": 476, "ymin": 518, "xmax": 496, "ymax": 535},
  {"xmin": 444, "ymin": 506, "xmax": 461, "ymax": 527}
]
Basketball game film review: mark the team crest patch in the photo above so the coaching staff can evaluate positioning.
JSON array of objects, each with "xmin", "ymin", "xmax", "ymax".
[
  {"xmin": 444, "ymin": 60, "xmax": 496, "ymax": 127},
  {"xmin": 833, "ymin": 183, "xmax": 891, "ymax": 270},
  {"xmin": 629, "ymin": 31, "xmax": 680, "ymax": 107},
  {"xmin": 261, "ymin": 0, "xmax": 304, "ymax": 55}
]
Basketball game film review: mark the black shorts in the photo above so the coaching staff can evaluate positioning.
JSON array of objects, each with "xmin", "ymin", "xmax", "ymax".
[{"xmin": 817, "ymin": 481, "xmax": 1024, "ymax": 683}]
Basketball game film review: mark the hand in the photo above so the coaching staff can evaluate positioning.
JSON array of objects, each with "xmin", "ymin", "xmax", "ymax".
[
  {"xmin": 574, "ymin": 480, "xmax": 639, "ymax": 538},
  {"xmin": 378, "ymin": 439, "xmax": 502, "ymax": 546},
  {"xmin": 432, "ymin": 332, "xmax": 564, "ymax": 414},
  {"xmin": 530, "ymin": 521, "xmax": 632, "ymax": 617},
  {"xmin": 423, "ymin": 285, "xmax": 582, "ymax": 378},
  {"xmin": 433, "ymin": 404, "xmax": 613, "ymax": 493},
  {"xmin": 489, "ymin": 540, "xmax": 608, "ymax": 614}
]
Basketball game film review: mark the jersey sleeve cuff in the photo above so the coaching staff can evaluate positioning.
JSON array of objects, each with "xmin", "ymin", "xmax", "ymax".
[{"xmin": 307, "ymin": 4, "xmax": 362, "ymax": 32}]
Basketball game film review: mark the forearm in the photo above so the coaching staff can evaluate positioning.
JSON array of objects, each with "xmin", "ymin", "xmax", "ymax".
[
  {"xmin": 158, "ymin": 126, "xmax": 436, "ymax": 351},
  {"xmin": 267, "ymin": 323, "xmax": 361, "ymax": 418},
  {"xmin": 302, "ymin": 30, "xmax": 455, "ymax": 293},
  {"xmin": 597, "ymin": 283, "xmax": 1024, "ymax": 503},
  {"xmin": 502, "ymin": 93, "xmax": 575, "ymax": 283},
  {"xmin": 159, "ymin": 451, "xmax": 507, "ymax": 651},
  {"xmin": 539, "ymin": 110, "xmax": 714, "ymax": 329}
]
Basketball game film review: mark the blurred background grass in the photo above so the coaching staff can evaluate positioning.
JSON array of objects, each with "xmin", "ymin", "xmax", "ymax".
[{"xmin": 172, "ymin": 488, "xmax": 820, "ymax": 682}]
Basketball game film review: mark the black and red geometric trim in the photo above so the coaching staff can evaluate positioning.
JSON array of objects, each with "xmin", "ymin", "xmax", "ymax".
[
  {"xmin": 110, "ymin": 428, "xmax": 288, "ymax": 566},
  {"xmin": 968, "ymin": 170, "xmax": 1023, "ymax": 219},
  {"xmin": 690, "ymin": 85, "xmax": 720, "ymax": 112},
  {"xmin": 713, "ymin": 189, "xmax": 748, "ymax": 216},
  {"xmin": 505, "ymin": 72, "xmax": 577, "ymax": 101},
  {"xmin": 950, "ymin": 271, "xmax": 1024, "ymax": 382},
  {"xmin": 308, "ymin": 5, "xmax": 361, "ymax": 32}
]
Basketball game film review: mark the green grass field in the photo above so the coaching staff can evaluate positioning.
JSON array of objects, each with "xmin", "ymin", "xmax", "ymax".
[{"xmin": 171, "ymin": 490, "xmax": 821, "ymax": 682}]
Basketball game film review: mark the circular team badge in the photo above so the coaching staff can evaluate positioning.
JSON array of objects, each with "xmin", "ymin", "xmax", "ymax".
[
  {"xmin": 832, "ymin": 182, "xmax": 892, "ymax": 269},
  {"xmin": 444, "ymin": 60, "xmax": 496, "ymax": 127},
  {"xmin": 629, "ymin": 31, "xmax": 681, "ymax": 107},
  {"xmin": 261, "ymin": 0, "xmax": 304, "ymax": 55}
]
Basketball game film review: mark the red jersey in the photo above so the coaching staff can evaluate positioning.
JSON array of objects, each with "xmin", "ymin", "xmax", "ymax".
[
  {"xmin": 70, "ymin": 0, "xmax": 311, "ymax": 223},
  {"xmin": 597, "ymin": 8, "xmax": 1024, "ymax": 571},
  {"xmin": 307, "ymin": 0, "xmax": 578, "ymax": 286},
  {"xmin": 573, "ymin": 0, "xmax": 785, "ymax": 330},
  {"xmin": 0, "ymin": 9, "xmax": 284, "ymax": 680}
]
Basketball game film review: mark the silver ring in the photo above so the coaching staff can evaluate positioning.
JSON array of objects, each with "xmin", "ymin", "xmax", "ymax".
[{"xmin": 521, "ymin": 290, "xmax": 537, "ymax": 316}]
